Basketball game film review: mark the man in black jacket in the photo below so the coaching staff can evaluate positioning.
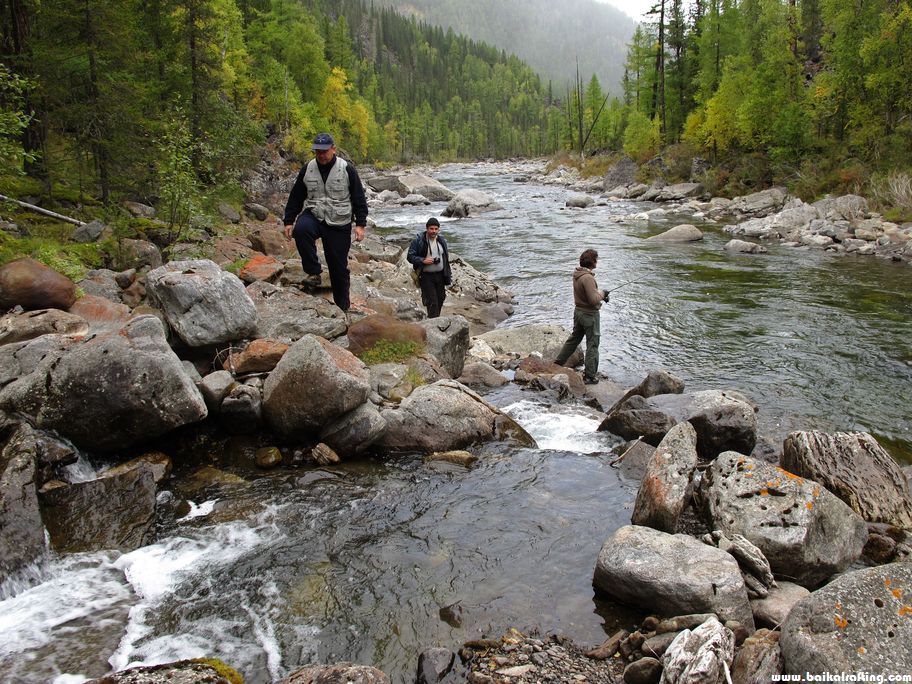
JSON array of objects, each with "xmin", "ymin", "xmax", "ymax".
[
  {"xmin": 282, "ymin": 132, "xmax": 368, "ymax": 312},
  {"xmin": 407, "ymin": 217, "xmax": 452, "ymax": 318}
]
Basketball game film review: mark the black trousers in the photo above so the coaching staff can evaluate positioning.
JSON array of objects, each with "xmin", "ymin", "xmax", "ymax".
[
  {"xmin": 293, "ymin": 212, "xmax": 352, "ymax": 311},
  {"xmin": 419, "ymin": 270, "xmax": 446, "ymax": 318}
]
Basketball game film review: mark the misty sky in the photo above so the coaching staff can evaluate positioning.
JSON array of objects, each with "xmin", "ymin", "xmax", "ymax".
[{"xmin": 597, "ymin": 0, "xmax": 654, "ymax": 21}]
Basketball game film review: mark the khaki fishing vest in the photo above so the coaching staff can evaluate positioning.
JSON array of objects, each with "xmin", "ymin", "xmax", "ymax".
[{"xmin": 302, "ymin": 157, "xmax": 352, "ymax": 226}]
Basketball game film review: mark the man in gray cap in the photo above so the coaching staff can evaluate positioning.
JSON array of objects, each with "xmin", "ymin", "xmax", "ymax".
[{"xmin": 283, "ymin": 132, "xmax": 368, "ymax": 312}]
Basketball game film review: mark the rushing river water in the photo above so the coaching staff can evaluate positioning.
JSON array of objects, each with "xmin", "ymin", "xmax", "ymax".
[{"xmin": 1, "ymin": 161, "xmax": 911, "ymax": 683}]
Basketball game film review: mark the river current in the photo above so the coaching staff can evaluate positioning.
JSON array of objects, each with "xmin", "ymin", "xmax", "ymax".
[{"xmin": 1, "ymin": 161, "xmax": 910, "ymax": 683}]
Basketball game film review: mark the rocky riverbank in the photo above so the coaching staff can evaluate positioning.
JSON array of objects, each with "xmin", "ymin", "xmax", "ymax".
[{"xmin": 2, "ymin": 156, "xmax": 912, "ymax": 683}]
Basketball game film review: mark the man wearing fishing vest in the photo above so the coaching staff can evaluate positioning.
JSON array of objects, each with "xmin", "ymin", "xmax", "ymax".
[{"xmin": 283, "ymin": 132, "xmax": 368, "ymax": 312}]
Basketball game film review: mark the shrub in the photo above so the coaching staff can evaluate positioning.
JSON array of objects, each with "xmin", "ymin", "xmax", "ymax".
[
  {"xmin": 869, "ymin": 170, "xmax": 912, "ymax": 222},
  {"xmin": 623, "ymin": 111, "xmax": 660, "ymax": 164},
  {"xmin": 359, "ymin": 339, "xmax": 425, "ymax": 366}
]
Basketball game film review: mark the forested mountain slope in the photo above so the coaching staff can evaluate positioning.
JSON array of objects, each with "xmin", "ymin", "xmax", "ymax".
[{"xmin": 392, "ymin": 0, "xmax": 636, "ymax": 92}]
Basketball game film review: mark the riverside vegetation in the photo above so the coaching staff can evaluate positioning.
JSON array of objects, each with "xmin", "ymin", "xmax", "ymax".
[{"xmin": 1, "ymin": 155, "xmax": 911, "ymax": 682}]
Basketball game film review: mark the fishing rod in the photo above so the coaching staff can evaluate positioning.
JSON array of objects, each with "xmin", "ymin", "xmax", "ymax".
[{"xmin": 606, "ymin": 276, "xmax": 648, "ymax": 294}]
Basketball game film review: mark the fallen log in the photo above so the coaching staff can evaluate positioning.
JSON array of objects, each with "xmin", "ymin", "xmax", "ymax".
[{"xmin": 0, "ymin": 193, "xmax": 85, "ymax": 227}]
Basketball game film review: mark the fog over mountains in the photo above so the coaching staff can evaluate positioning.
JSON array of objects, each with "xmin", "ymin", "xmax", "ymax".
[{"xmin": 393, "ymin": 0, "xmax": 637, "ymax": 93}]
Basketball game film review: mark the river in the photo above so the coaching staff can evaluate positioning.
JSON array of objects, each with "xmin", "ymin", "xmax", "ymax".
[{"xmin": 1, "ymin": 161, "xmax": 910, "ymax": 683}]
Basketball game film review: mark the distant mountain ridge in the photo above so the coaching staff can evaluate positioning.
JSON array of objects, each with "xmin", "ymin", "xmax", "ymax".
[{"xmin": 391, "ymin": 0, "xmax": 636, "ymax": 93}]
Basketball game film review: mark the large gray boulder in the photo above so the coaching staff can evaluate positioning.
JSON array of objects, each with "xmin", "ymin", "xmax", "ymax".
[
  {"xmin": 442, "ymin": 189, "xmax": 503, "ymax": 218},
  {"xmin": 263, "ymin": 334, "xmax": 370, "ymax": 439},
  {"xmin": 593, "ymin": 525, "xmax": 754, "ymax": 629},
  {"xmin": 146, "ymin": 259, "xmax": 258, "ymax": 346},
  {"xmin": 416, "ymin": 315, "xmax": 470, "ymax": 379},
  {"xmin": 0, "ymin": 423, "xmax": 47, "ymax": 583},
  {"xmin": 723, "ymin": 239, "xmax": 768, "ymax": 254},
  {"xmin": 598, "ymin": 394, "xmax": 678, "ymax": 446},
  {"xmin": 780, "ymin": 562, "xmax": 912, "ymax": 676},
  {"xmin": 39, "ymin": 459, "xmax": 157, "ymax": 552},
  {"xmin": 725, "ymin": 187, "xmax": 789, "ymax": 218},
  {"xmin": 395, "ymin": 172, "xmax": 454, "ymax": 201},
  {"xmin": 0, "ymin": 316, "xmax": 208, "ymax": 453},
  {"xmin": 0, "ymin": 308, "xmax": 88, "ymax": 346},
  {"xmin": 701, "ymin": 452, "xmax": 868, "ymax": 587},
  {"xmin": 657, "ymin": 182, "xmax": 704, "ymax": 201},
  {"xmin": 652, "ymin": 390, "xmax": 757, "ymax": 459},
  {"xmin": 477, "ymin": 324, "xmax": 572, "ymax": 359},
  {"xmin": 246, "ymin": 281, "xmax": 346, "ymax": 343},
  {"xmin": 647, "ymin": 224, "xmax": 704, "ymax": 242},
  {"xmin": 378, "ymin": 380, "xmax": 536, "ymax": 452},
  {"xmin": 319, "ymin": 402, "xmax": 387, "ymax": 457},
  {"xmin": 603, "ymin": 156, "xmax": 639, "ymax": 190},
  {"xmin": 632, "ymin": 421, "xmax": 699, "ymax": 532},
  {"xmin": 781, "ymin": 430, "xmax": 912, "ymax": 529}
]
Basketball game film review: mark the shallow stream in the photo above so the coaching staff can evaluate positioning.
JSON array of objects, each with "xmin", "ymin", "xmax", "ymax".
[{"xmin": 1, "ymin": 161, "xmax": 910, "ymax": 683}]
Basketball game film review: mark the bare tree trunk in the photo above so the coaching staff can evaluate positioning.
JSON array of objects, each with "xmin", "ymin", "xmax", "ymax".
[{"xmin": 83, "ymin": 0, "xmax": 110, "ymax": 203}]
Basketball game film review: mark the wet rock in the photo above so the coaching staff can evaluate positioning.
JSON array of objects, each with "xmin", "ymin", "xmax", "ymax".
[
  {"xmin": 0, "ymin": 308, "xmax": 88, "ymax": 345},
  {"xmin": 650, "ymin": 390, "xmax": 757, "ymax": 459},
  {"xmin": 750, "ymin": 581, "xmax": 809, "ymax": 629},
  {"xmin": 426, "ymin": 450, "xmax": 477, "ymax": 466},
  {"xmin": 730, "ymin": 629, "xmax": 782, "ymax": 684},
  {"xmin": 566, "ymin": 193, "xmax": 594, "ymax": 208},
  {"xmin": 378, "ymin": 380, "xmax": 536, "ymax": 452},
  {"xmin": 780, "ymin": 562, "xmax": 912, "ymax": 676},
  {"xmin": 39, "ymin": 459, "xmax": 157, "ymax": 552},
  {"xmin": 0, "ymin": 423, "xmax": 47, "ymax": 583},
  {"xmin": 416, "ymin": 315, "xmax": 470, "ymax": 379},
  {"xmin": 102, "ymin": 452, "xmax": 172, "ymax": 485},
  {"xmin": 263, "ymin": 334, "xmax": 370, "ymax": 439},
  {"xmin": 246, "ymin": 281, "xmax": 346, "ymax": 343},
  {"xmin": 701, "ymin": 452, "xmax": 867, "ymax": 588},
  {"xmin": 647, "ymin": 224, "xmax": 703, "ymax": 242},
  {"xmin": 594, "ymin": 525, "xmax": 754, "ymax": 628},
  {"xmin": 0, "ymin": 258, "xmax": 77, "ymax": 311},
  {"xmin": 781, "ymin": 430, "xmax": 912, "ymax": 528},
  {"xmin": 417, "ymin": 647, "xmax": 455, "ymax": 684},
  {"xmin": 281, "ymin": 663, "xmax": 390, "ymax": 684},
  {"xmin": 515, "ymin": 355, "xmax": 586, "ymax": 396},
  {"xmin": 642, "ymin": 631, "xmax": 679, "ymax": 659},
  {"xmin": 311, "ymin": 443, "xmax": 340, "ymax": 466},
  {"xmin": 222, "ymin": 338, "xmax": 289, "ymax": 374},
  {"xmin": 623, "ymin": 656, "xmax": 662, "ymax": 684},
  {"xmin": 655, "ymin": 614, "xmax": 716, "ymax": 634},
  {"xmin": 661, "ymin": 617, "xmax": 734, "ymax": 684},
  {"xmin": 319, "ymin": 402, "xmax": 387, "ymax": 457},
  {"xmin": 456, "ymin": 361, "xmax": 508, "ymax": 388},
  {"xmin": 598, "ymin": 395, "xmax": 677, "ymax": 446},
  {"xmin": 0, "ymin": 316, "xmax": 208, "ymax": 453},
  {"xmin": 396, "ymin": 172, "xmax": 454, "ymax": 201},
  {"xmin": 255, "ymin": 447, "xmax": 282, "ymax": 469},
  {"xmin": 443, "ymin": 189, "xmax": 503, "ymax": 218},
  {"xmin": 219, "ymin": 384, "xmax": 262, "ymax": 433},
  {"xmin": 724, "ymin": 239, "xmax": 768, "ymax": 254},
  {"xmin": 614, "ymin": 439, "xmax": 656, "ymax": 481},
  {"xmin": 88, "ymin": 659, "xmax": 240, "ymax": 683},
  {"xmin": 146, "ymin": 259, "xmax": 258, "ymax": 346},
  {"xmin": 632, "ymin": 421, "xmax": 699, "ymax": 532}
]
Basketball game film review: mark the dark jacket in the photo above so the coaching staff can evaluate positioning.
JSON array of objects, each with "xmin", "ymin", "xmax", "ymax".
[
  {"xmin": 407, "ymin": 231, "xmax": 452, "ymax": 285},
  {"xmin": 282, "ymin": 155, "xmax": 368, "ymax": 227}
]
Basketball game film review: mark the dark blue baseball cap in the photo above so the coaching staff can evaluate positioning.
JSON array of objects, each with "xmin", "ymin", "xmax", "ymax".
[{"xmin": 312, "ymin": 132, "xmax": 335, "ymax": 150}]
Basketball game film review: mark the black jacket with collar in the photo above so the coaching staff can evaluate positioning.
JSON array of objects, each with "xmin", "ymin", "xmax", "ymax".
[{"xmin": 407, "ymin": 231, "xmax": 452, "ymax": 285}]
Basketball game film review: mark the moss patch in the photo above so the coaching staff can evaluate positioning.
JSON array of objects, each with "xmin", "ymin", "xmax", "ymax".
[{"xmin": 359, "ymin": 339, "xmax": 425, "ymax": 366}]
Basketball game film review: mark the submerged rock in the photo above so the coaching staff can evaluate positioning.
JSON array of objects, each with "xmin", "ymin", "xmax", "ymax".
[{"xmin": 0, "ymin": 423, "xmax": 47, "ymax": 583}]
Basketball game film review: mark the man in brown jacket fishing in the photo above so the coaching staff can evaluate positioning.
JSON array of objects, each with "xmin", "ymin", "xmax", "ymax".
[{"xmin": 554, "ymin": 248, "xmax": 609, "ymax": 384}]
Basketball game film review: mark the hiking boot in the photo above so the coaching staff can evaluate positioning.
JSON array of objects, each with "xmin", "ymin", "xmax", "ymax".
[
  {"xmin": 584, "ymin": 376, "xmax": 599, "ymax": 385},
  {"xmin": 303, "ymin": 273, "xmax": 322, "ymax": 287}
]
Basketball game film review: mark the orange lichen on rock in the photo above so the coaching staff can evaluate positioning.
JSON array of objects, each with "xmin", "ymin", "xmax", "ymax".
[
  {"xmin": 776, "ymin": 468, "xmax": 805, "ymax": 484},
  {"xmin": 806, "ymin": 501, "xmax": 814, "ymax": 510},
  {"xmin": 899, "ymin": 605, "xmax": 912, "ymax": 617},
  {"xmin": 857, "ymin": 647, "xmax": 867, "ymax": 655},
  {"xmin": 892, "ymin": 588, "xmax": 903, "ymax": 600},
  {"xmin": 759, "ymin": 488, "xmax": 769, "ymax": 496},
  {"xmin": 834, "ymin": 615, "xmax": 849, "ymax": 629}
]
